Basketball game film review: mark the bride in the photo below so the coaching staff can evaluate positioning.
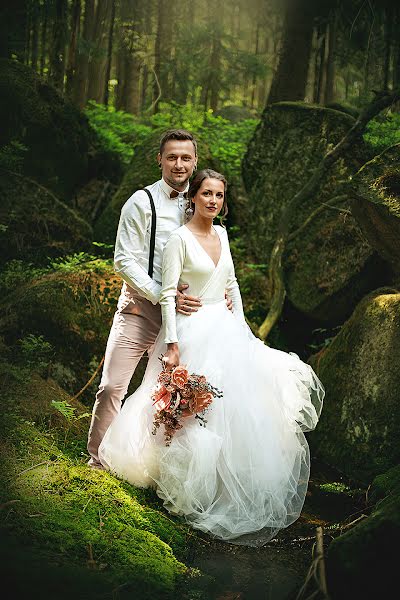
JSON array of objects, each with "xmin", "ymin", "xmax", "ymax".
[{"xmin": 99, "ymin": 169, "xmax": 324, "ymax": 546}]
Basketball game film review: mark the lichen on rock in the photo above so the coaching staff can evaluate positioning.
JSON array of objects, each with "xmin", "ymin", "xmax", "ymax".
[
  {"xmin": 241, "ymin": 102, "xmax": 382, "ymax": 323},
  {"xmin": 350, "ymin": 143, "xmax": 400, "ymax": 274},
  {"xmin": 309, "ymin": 287, "xmax": 400, "ymax": 483}
]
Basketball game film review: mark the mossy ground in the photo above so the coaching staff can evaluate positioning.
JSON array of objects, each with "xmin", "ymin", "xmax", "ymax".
[{"xmin": 0, "ymin": 365, "xmax": 209, "ymax": 600}]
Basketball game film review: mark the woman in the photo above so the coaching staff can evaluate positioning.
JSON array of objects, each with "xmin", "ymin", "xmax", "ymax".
[{"xmin": 99, "ymin": 169, "xmax": 324, "ymax": 546}]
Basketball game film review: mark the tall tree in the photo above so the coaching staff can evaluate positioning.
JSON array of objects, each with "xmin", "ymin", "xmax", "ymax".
[
  {"xmin": 40, "ymin": 0, "xmax": 49, "ymax": 76},
  {"xmin": 116, "ymin": 0, "xmax": 143, "ymax": 114},
  {"xmin": 30, "ymin": 0, "xmax": 40, "ymax": 72},
  {"xmin": 48, "ymin": 0, "xmax": 68, "ymax": 92},
  {"xmin": 153, "ymin": 0, "xmax": 174, "ymax": 111},
  {"xmin": 87, "ymin": 0, "xmax": 114, "ymax": 104},
  {"xmin": 73, "ymin": 0, "xmax": 96, "ymax": 108},
  {"xmin": 0, "ymin": 0, "xmax": 27, "ymax": 61},
  {"xmin": 324, "ymin": 3, "xmax": 338, "ymax": 104},
  {"xmin": 65, "ymin": 0, "xmax": 81, "ymax": 98},
  {"xmin": 104, "ymin": 0, "xmax": 116, "ymax": 107},
  {"xmin": 267, "ymin": 0, "xmax": 318, "ymax": 104}
]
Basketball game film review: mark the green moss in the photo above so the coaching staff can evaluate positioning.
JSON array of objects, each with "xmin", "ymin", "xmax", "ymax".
[
  {"xmin": 242, "ymin": 101, "xmax": 374, "ymax": 323},
  {"xmin": 0, "ymin": 170, "xmax": 93, "ymax": 264},
  {"xmin": 327, "ymin": 464, "xmax": 400, "ymax": 599},
  {"xmin": 0, "ymin": 262, "xmax": 121, "ymax": 391},
  {"xmin": 310, "ymin": 288, "xmax": 400, "ymax": 483},
  {"xmin": 0, "ymin": 405, "xmax": 199, "ymax": 599},
  {"xmin": 0, "ymin": 59, "xmax": 90, "ymax": 199},
  {"xmin": 350, "ymin": 143, "xmax": 400, "ymax": 272}
]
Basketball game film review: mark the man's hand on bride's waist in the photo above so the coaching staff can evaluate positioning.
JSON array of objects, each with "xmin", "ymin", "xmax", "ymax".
[
  {"xmin": 225, "ymin": 290, "xmax": 233, "ymax": 312},
  {"xmin": 176, "ymin": 284, "xmax": 202, "ymax": 316}
]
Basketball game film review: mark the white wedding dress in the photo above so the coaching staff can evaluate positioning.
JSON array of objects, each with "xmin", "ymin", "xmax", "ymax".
[{"xmin": 99, "ymin": 225, "xmax": 324, "ymax": 546}]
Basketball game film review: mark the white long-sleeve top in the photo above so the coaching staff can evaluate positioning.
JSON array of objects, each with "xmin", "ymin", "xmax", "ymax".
[
  {"xmin": 160, "ymin": 225, "xmax": 246, "ymax": 343},
  {"xmin": 114, "ymin": 178, "xmax": 188, "ymax": 305}
]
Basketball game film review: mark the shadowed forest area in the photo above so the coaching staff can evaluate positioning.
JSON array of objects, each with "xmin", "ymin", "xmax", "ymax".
[{"xmin": 0, "ymin": 0, "xmax": 400, "ymax": 599}]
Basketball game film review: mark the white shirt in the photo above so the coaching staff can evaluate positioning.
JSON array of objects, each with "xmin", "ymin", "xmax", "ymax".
[{"xmin": 114, "ymin": 178, "xmax": 188, "ymax": 305}]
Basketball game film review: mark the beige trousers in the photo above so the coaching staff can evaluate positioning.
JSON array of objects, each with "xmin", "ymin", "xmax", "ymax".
[{"xmin": 87, "ymin": 286, "xmax": 162, "ymax": 467}]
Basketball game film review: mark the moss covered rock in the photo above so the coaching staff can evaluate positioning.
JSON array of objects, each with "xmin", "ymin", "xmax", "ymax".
[
  {"xmin": 94, "ymin": 131, "xmax": 212, "ymax": 243},
  {"xmin": 241, "ymin": 102, "xmax": 382, "ymax": 323},
  {"xmin": 0, "ymin": 262, "xmax": 120, "ymax": 392},
  {"xmin": 0, "ymin": 58, "xmax": 94, "ymax": 200},
  {"xmin": 0, "ymin": 170, "xmax": 93, "ymax": 264},
  {"xmin": 309, "ymin": 288, "xmax": 400, "ymax": 483},
  {"xmin": 327, "ymin": 464, "xmax": 400, "ymax": 599},
  {"xmin": 350, "ymin": 143, "xmax": 400, "ymax": 274}
]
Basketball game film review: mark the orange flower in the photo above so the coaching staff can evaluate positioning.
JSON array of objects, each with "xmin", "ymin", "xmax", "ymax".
[
  {"xmin": 152, "ymin": 385, "xmax": 172, "ymax": 411},
  {"xmin": 171, "ymin": 365, "xmax": 189, "ymax": 389},
  {"xmin": 193, "ymin": 391, "xmax": 213, "ymax": 412}
]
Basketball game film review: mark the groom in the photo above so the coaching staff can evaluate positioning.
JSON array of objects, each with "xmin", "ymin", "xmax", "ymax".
[{"xmin": 87, "ymin": 129, "xmax": 203, "ymax": 468}]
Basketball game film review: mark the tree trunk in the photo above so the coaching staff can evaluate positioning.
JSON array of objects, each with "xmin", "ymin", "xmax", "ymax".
[
  {"xmin": 116, "ymin": 0, "xmax": 142, "ymax": 114},
  {"xmin": 0, "ymin": 0, "xmax": 27, "ymax": 61},
  {"xmin": 208, "ymin": 0, "xmax": 223, "ymax": 112},
  {"xmin": 324, "ymin": 6, "xmax": 337, "ymax": 104},
  {"xmin": 104, "ymin": 0, "xmax": 115, "ymax": 107},
  {"xmin": 313, "ymin": 22, "xmax": 326, "ymax": 104},
  {"xmin": 383, "ymin": 5, "xmax": 393, "ymax": 91},
  {"xmin": 394, "ymin": 8, "xmax": 400, "ymax": 89},
  {"xmin": 65, "ymin": 0, "xmax": 81, "ymax": 98},
  {"xmin": 267, "ymin": 0, "xmax": 315, "ymax": 105},
  {"xmin": 40, "ymin": 0, "xmax": 48, "ymax": 76},
  {"xmin": 30, "ymin": 1, "xmax": 40, "ymax": 72},
  {"xmin": 48, "ymin": 0, "xmax": 68, "ymax": 92},
  {"xmin": 87, "ymin": 0, "xmax": 113, "ymax": 104},
  {"xmin": 25, "ymin": 0, "xmax": 31, "ymax": 65},
  {"xmin": 251, "ymin": 21, "xmax": 261, "ymax": 108},
  {"xmin": 73, "ymin": 0, "xmax": 96, "ymax": 109},
  {"xmin": 153, "ymin": 0, "xmax": 173, "ymax": 111}
]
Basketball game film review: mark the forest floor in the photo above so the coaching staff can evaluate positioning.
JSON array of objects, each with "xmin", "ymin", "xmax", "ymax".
[{"xmin": 185, "ymin": 459, "xmax": 365, "ymax": 600}]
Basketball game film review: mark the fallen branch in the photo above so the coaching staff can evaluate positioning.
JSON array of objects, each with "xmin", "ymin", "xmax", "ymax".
[
  {"xmin": 258, "ymin": 87, "xmax": 400, "ymax": 341},
  {"xmin": 70, "ymin": 355, "xmax": 105, "ymax": 402},
  {"xmin": 295, "ymin": 526, "xmax": 330, "ymax": 600},
  {"xmin": 340, "ymin": 513, "xmax": 368, "ymax": 533}
]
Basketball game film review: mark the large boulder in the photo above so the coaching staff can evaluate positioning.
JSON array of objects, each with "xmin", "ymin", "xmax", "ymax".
[
  {"xmin": 327, "ymin": 464, "xmax": 400, "ymax": 599},
  {"xmin": 0, "ymin": 58, "xmax": 122, "ymax": 202},
  {"xmin": 0, "ymin": 170, "xmax": 93, "ymax": 264},
  {"xmin": 94, "ymin": 131, "xmax": 213, "ymax": 243},
  {"xmin": 241, "ymin": 102, "xmax": 385, "ymax": 324},
  {"xmin": 0, "ymin": 263, "xmax": 121, "ymax": 393},
  {"xmin": 309, "ymin": 287, "xmax": 400, "ymax": 483},
  {"xmin": 350, "ymin": 143, "xmax": 400, "ymax": 275}
]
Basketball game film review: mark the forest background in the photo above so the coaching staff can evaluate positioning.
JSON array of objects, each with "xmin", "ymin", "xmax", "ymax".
[{"xmin": 0, "ymin": 1, "xmax": 400, "ymax": 599}]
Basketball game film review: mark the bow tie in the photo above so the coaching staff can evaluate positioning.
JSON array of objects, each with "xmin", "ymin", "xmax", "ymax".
[{"xmin": 170, "ymin": 190, "xmax": 187, "ymax": 199}]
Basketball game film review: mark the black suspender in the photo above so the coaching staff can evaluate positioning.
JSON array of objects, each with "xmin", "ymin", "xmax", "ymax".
[{"xmin": 142, "ymin": 188, "xmax": 156, "ymax": 278}]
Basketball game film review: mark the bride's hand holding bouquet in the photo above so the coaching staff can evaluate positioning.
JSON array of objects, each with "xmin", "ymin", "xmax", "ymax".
[
  {"xmin": 151, "ymin": 352, "xmax": 223, "ymax": 445},
  {"xmin": 162, "ymin": 342, "xmax": 180, "ymax": 372}
]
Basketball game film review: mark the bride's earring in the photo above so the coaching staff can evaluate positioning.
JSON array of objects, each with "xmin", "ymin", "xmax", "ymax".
[{"xmin": 185, "ymin": 198, "xmax": 194, "ymax": 222}]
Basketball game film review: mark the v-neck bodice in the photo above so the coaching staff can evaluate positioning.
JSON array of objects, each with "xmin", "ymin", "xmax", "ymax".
[
  {"xmin": 183, "ymin": 225, "xmax": 222, "ymax": 269},
  {"xmin": 159, "ymin": 224, "xmax": 246, "ymax": 343}
]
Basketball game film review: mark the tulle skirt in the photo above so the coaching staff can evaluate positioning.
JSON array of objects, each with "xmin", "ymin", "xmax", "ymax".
[{"xmin": 99, "ymin": 301, "xmax": 324, "ymax": 546}]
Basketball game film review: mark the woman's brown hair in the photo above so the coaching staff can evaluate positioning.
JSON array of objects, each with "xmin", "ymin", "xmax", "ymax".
[{"xmin": 186, "ymin": 169, "xmax": 228, "ymax": 223}]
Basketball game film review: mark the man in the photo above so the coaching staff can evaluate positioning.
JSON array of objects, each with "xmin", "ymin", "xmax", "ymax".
[{"xmin": 87, "ymin": 129, "xmax": 202, "ymax": 468}]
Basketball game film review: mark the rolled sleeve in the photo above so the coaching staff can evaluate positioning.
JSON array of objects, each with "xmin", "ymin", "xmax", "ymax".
[{"xmin": 113, "ymin": 192, "xmax": 161, "ymax": 305}]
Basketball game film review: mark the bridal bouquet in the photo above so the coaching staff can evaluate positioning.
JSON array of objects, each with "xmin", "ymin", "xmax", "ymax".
[{"xmin": 151, "ymin": 358, "xmax": 223, "ymax": 446}]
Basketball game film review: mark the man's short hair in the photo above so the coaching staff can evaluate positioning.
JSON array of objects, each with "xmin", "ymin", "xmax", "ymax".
[{"xmin": 159, "ymin": 129, "xmax": 197, "ymax": 156}]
